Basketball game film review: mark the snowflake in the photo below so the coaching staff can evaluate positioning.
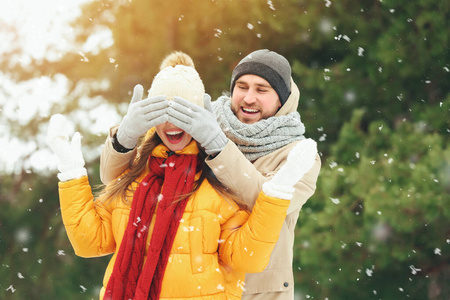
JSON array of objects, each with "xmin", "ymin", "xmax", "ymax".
[{"xmin": 330, "ymin": 198, "xmax": 340, "ymax": 204}]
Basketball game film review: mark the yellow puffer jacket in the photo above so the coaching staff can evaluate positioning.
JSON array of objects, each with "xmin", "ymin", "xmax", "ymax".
[{"xmin": 58, "ymin": 142, "xmax": 289, "ymax": 300}]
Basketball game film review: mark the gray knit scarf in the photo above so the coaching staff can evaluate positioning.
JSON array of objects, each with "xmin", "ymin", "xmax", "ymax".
[{"xmin": 213, "ymin": 96, "xmax": 305, "ymax": 161}]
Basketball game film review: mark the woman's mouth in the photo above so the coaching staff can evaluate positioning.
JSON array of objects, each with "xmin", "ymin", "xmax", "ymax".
[{"xmin": 165, "ymin": 130, "xmax": 185, "ymax": 143}]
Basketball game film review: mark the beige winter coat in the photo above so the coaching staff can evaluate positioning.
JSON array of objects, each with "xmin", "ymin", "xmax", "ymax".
[
  {"xmin": 205, "ymin": 79, "xmax": 321, "ymax": 299},
  {"xmin": 99, "ymin": 78, "xmax": 321, "ymax": 299}
]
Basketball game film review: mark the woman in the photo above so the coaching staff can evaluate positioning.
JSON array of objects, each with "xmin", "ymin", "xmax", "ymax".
[{"xmin": 47, "ymin": 52, "xmax": 317, "ymax": 300}]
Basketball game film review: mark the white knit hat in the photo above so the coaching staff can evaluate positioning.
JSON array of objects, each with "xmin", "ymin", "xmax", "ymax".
[{"xmin": 148, "ymin": 64, "xmax": 205, "ymax": 108}]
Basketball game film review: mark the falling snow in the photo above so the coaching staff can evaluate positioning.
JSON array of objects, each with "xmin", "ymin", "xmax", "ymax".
[
  {"xmin": 133, "ymin": 217, "xmax": 142, "ymax": 227},
  {"xmin": 214, "ymin": 28, "xmax": 222, "ymax": 38},
  {"xmin": 330, "ymin": 197, "xmax": 340, "ymax": 204},
  {"xmin": 409, "ymin": 265, "xmax": 421, "ymax": 275},
  {"xmin": 358, "ymin": 47, "xmax": 365, "ymax": 56},
  {"xmin": 1, "ymin": 1, "xmax": 447, "ymax": 299},
  {"xmin": 78, "ymin": 51, "xmax": 89, "ymax": 62},
  {"xmin": 267, "ymin": 0, "xmax": 275, "ymax": 10},
  {"xmin": 236, "ymin": 279, "xmax": 246, "ymax": 291}
]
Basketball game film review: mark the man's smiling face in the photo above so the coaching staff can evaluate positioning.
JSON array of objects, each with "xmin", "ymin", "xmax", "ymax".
[{"xmin": 231, "ymin": 74, "xmax": 281, "ymax": 124}]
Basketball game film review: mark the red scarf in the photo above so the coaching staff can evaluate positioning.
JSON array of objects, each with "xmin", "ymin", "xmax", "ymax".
[{"xmin": 105, "ymin": 147, "xmax": 199, "ymax": 300}]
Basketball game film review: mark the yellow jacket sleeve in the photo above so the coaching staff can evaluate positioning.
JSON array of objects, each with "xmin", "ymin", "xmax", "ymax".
[
  {"xmin": 219, "ymin": 191, "xmax": 290, "ymax": 273},
  {"xmin": 58, "ymin": 176, "xmax": 116, "ymax": 258}
]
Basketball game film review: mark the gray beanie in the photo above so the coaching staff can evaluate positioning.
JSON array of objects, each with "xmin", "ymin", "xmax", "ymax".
[{"xmin": 230, "ymin": 49, "xmax": 292, "ymax": 106}]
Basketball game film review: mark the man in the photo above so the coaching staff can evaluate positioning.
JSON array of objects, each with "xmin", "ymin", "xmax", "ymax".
[{"xmin": 100, "ymin": 49, "xmax": 321, "ymax": 299}]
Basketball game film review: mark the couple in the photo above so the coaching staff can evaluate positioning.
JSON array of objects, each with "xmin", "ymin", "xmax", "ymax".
[{"xmin": 47, "ymin": 50, "xmax": 321, "ymax": 299}]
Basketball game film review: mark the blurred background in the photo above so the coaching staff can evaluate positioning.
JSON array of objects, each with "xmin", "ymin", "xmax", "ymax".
[{"xmin": 0, "ymin": 0, "xmax": 449, "ymax": 299}]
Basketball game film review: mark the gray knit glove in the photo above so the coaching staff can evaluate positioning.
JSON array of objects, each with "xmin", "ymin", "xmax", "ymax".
[
  {"xmin": 117, "ymin": 84, "xmax": 169, "ymax": 149},
  {"xmin": 46, "ymin": 114, "xmax": 87, "ymax": 182},
  {"xmin": 167, "ymin": 94, "xmax": 228, "ymax": 156},
  {"xmin": 262, "ymin": 138, "xmax": 317, "ymax": 200}
]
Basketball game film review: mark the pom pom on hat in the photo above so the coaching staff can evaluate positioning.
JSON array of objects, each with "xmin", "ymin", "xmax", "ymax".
[
  {"xmin": 148, "ymin": 52, "xmax": 204, "ymax": 108},
  {"xmin": 159, "ymin": 51, "xmax": 195, "ymax": 69}
]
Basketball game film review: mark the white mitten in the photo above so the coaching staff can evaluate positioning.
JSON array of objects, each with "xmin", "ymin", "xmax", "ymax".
[
  {"xmin": 167, "ymin": 94, "xmax": 228, "ymax": 156},
  {"xmin": 117, "ymin": 84, "xmax": 169, "ymax": 149},
  {"xmin": 262, "ymin": 138, "xmax": 317, "ymax": 200},
  {"xmin": 46, "ymin": 114, "xmax": 87, "ymax": 182}
]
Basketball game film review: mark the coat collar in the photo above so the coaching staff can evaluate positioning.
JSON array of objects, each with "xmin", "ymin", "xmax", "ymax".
[
  {"xmin": 151, "ymin": 139, "xmax": 199, "ymax": 158},
  {"xmin": 275, "ymin": 77, "xmax": 300, "ymax": 117}
]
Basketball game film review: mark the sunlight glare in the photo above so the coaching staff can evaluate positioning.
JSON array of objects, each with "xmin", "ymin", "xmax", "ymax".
[{"xmin": 0, "ymin": 0, "xmax": 90, "ymax": 60}]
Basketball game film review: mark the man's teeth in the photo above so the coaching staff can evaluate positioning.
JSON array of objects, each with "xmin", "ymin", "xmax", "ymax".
[
  {"xmin": 243, "ymin": 108, "xmax": 259, "ymax": 113},
  {"xmin": 166, "ymin": 131, "xmax": 183, "ymax": 135}
]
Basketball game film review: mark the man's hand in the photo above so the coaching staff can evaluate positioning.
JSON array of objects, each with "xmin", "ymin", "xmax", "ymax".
[
  {"xmin": 262, "ymin": 139, "xmax": 318, "ymax": 200},
  {"xmin": 46, "ymin": 114, "xmax": 87, "ymax": 182},
  {"xmin": 117, "ymin": 84, "xmax": 169, "ymax": 149},
  {"xmin": 167, "ymin": 94, "xmax": 228, "ymax": 156}
]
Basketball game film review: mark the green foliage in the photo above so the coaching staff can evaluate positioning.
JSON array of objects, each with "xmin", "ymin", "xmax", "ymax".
[
  {"xmin": 291, "ymin": 0, "xmax": 449, "ymax": 152},
  {"xmin": 0, "ymin": 171, "xmax": 109, "ymax": 300},
  {"xmin": 295, "ymin": 109, "xmax": 450, "ymax": 299}
]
